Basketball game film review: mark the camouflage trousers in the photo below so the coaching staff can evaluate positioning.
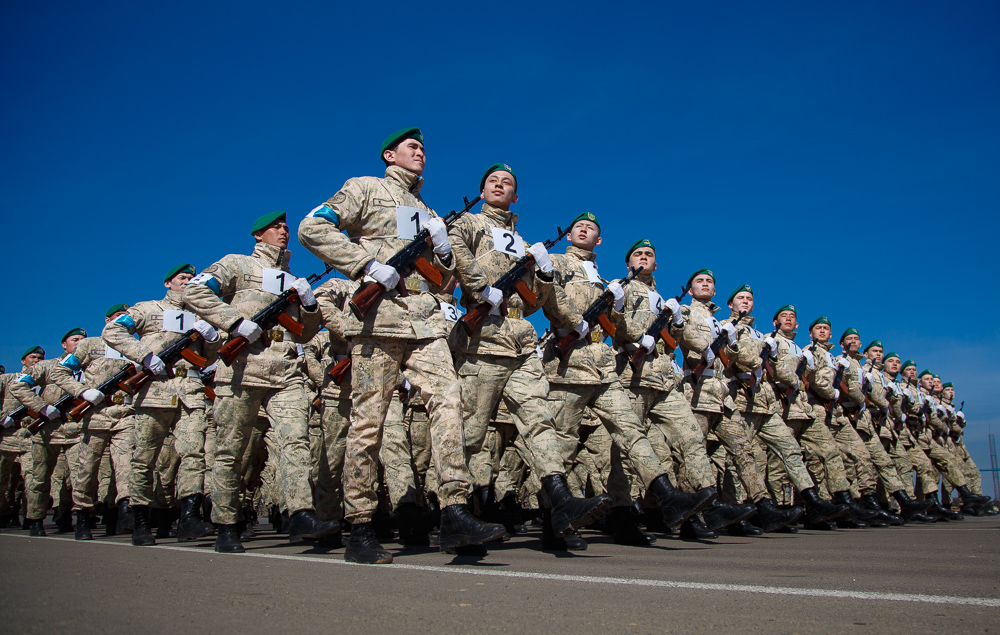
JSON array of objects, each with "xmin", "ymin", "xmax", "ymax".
[
  {"xmin": 312, "ymin": 396, "xmax": 350, "ymax": 522},
  {"xmin": 788, "ymin": 411, "xmax": 850, "ymax": 497},
  {"xmin": 241, "ymin": 417, "xmax": 272, "ymax": 517},
  {"xmin": 73, "ymin": 424, "xmax": 134, "ymax": 510},
  {"xmin": 743, "ymin": 412, "xmax": 814, "ymax": 494},
  {"xmin": 495, "ymin": 424, "xmax": 534, "ymax": 500},
  {"xmin": 628, "ymin": 385, "xmax": 714, "ymax": 491},
  {"xmin": 456, "ymin": 352, "xmax": 566, "ymax": 489},
  {"xmin": 941, "ymin": 445, "xmax": 983, "ymax": 501},
  {"xmin": 381, "ymin": 395, "xmax": 418, "ymax": 508},
  {"xmin": 346, "ymin": 336, "xmax": 470, "ymax": 523},
  {"xmin": 548, "ymin": 380, "xmax": 668, "ymax": 508},
  {"xmin": 693, "ymin": 409, "xmax": 768, "ymax": 503},
  {"xmin": 0, "ymin": 447, "xmax": 32, "ymax": 515},
  {"xmin": 912, "ymin": 433, "xmax": 967, "ymax": 492},
  {"xmin": 905, "ymin": 442, "xmax": 942, "ymax": 496},
  {"xmin": 853, "ymin": 412, "xmax": 905, "ymax": 495},
  {"xmin": 567, "ymin": 419, "xmax": 610, "ymax": 498},
  {"xmin": 826, "ymin": 413, "xmax": 878, "ymax": 497},
  {"xmin": 212, "ymin": 384, "xmax": 313, "ymax": 525},
  {"xmin": 130, "ymin": 404, "xmax": 210, "ymax": 507},
  {"xmin": 886, "ymin": 436, "xmax": 915, "ymax": 497},
  {"xmin": 27, "ymin": 440, "xmax": 81, "ymax": 520}
]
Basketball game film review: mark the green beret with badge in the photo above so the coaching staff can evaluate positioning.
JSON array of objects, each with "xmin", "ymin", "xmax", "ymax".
[
  {"xmin": 883, "ymin": 351, "xmax": 899, "ymax": 362},
  {"xmin": 942, "ymin": 381, "xmax": 953, "ymax": 389},
  {"xmin": 809, "ymin": 316, "xmax": 831, "ymax": 330},
  {"xmin": 570, "ymin": 211, "xmax": 600, "ymax": 231},
  {"xmin": 901, "ymin": 359, "xmax": 916, "ymax": 370},
  {"xmin": 249, "ymin": 211, "xmax": 286, "ymax": 236},
  {"xmin": 380, "ymin": 127, "xmax": 423, "ymax": 157},
  {"xmin": 61, "ymin": 328, "xmax": 86, "ymax": 343},
  {"xmin": 686, "ymin": 268, "xmax": 714, "ymax": 287},
  {"xmin": 105, "ymin": 303, "xmax": 130, "ymax": 318},
  {"xmin": 21, "ymin": 345, "xmax": 44, "ymax": 361},
  {"xmin": 480, "ymin": 163, "xmax": 517, "ymax": 192},
  {"xmin": 918, "ymin": 369, "xmax": 932, "ymax": 378},
  {"xmin": 863, "ymin": 339, "xmax": 882, "ymax": 352},
  {"xmin": 839, "ymin": 327, "xmax": 859, "ymax": 342},
  {"xmin": 772, "ymin": 304, "xmax": 795, "ymax": 322},
  {"xmin": 624, "ymin": 238, "xmax": 655, "ymax": 263},
  {"xmin": 727, "ymin": 284, "xmax": 752, "ymax": 305}
]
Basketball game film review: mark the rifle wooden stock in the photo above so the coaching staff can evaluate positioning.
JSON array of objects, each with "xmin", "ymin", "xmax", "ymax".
[
  {"xmin": 413, "ymin": 255, "xmax": 442, "ymax": 286},
  {"xmin": 276, "ymin": 312, "xmax": 306, "ymax": 337},
  {"xmin": 554, "ymin": 332, "xmax": 578, "ymax": 359},
  {"xmin": 596, "ymin": 313, "xmax": 616, "ymax": 338},
  {"xmin": 460, "ymin": 302, "xmax": 493, "ymax": 336},
  {"xmin": 218, "ymin": 335, "xmax": 248, "ymax": 365},
  {"xmin": 311, "ymin": 394, "xmax": 322, "ymax": 409},
  {"xmin": 629, "ymin": 324, "xmax": 680, "ymax": 372},
  {"xmin": 328, "ymin": 356, "xmax": 352, "ymax": 384},
  {"xmin": 349, "ymin": 281, "xmax": 387, "ymax": 321},
  {"xmin": 513, "ymin": 279, "xmax": 537, "ymax": 307},
  {"xmin": 204, "ymin": 385, "xmax": 216, "ymax": 401},
  {"xmin": 68, "ymin": 398, "xmax": 92, "ymax": 422},
  {"xmin": 179, "ymin": 349, "xmax": 208, "ymax": 368}
]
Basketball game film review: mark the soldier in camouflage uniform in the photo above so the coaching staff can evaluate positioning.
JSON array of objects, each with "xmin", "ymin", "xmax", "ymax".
[
  {"xmin": 938, "ymin": 382, "xmax": 994, "ymax": 514},
  {"xmin": 0, "ymin": 347, "xmax": 45, "ymax": 529},
  {"xmin": 447, "ymin": 164, "xmax": 612, "ymax": 544},
  {"xmin": 298, "ymin": 128, "xmax": 506, "ymax": 563},
  {"xmin": 185, "ymin": 211, "xmax": 339, "ymax": 553},
  {"xmin": 49, "ymin": 304, "xmax": 138, "ymax": 539},
  {"xmin": 542, "ymin": 214, "xmax": 715, "ymax": 550}
]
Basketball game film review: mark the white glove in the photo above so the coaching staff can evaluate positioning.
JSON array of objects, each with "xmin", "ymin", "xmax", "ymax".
[
  {"xmin": 143, "ymin": 353, "xmax": 166, "ymax": 375},
  {"xmin": 234, "ymin": 320, "xmax": 263, "ymax": 344},
  {"xmin": 41, "ymin": 405, "xmax": 62, "ymax": 422},
  {"xmin": 527, "ymin": 242, "xmax": 553, "ymax": 273},
  {"xmin": 721, "ymin": 323, "xmax": 738, "ymax": 346},
  {"xmin": 665, "ymin": 298, "xmax": 683, "ymax": 326},
  {"xmin": 607, "ymin": 281, "xmax": 625, "ymax": 312},
  {"xmin": 481, "ymin": 285, "xmax": 503, "ymax": 307},
  {"xmin": 837, "ymin": 358, "xmax": 852, "ymax": 371},
  {"xmin": 425, "ymin": 217, "xmax": 451, "ymax": 256},
  {"xmin": 763, "ymin": 336, "xmax": 778, "ymax": 358},
  {"xmin": 291, "ymin": 278, "xmax": 316, "ymax": 307},
  {"xmin": 535, "ymin": 345, "xmax": 544, "ymax": 359},
  {"xmin": 192, "ymin": 319, "xmax": 220, "ymax": 342},
  {"xmin": 639, "ymin": 334, "xmax": 656, "ymax": 353},
  {"xmin": 833, "ymin": 389, "xmax": 841, "ymax": 401},
  {"xmin": 364, "ymin": 260, "xmax": 401, "ymax": 289},
  {"xmin": 957, "ymin": 411, "xmax": 966, "ymax": 422},
  {"xmin": 574, "ymin": 321, "xmax": 591, "ymax": 340},
  {"xmin": 1, "ymin": 416, "xmax": 14, "ymax": 429},
  {"xmin": 802, "ymin": 349, "xmax": 816, "ymax": 369},
  {"xmin": 81, "ymin": 389, "xmax": 105, "ymax": 406}
]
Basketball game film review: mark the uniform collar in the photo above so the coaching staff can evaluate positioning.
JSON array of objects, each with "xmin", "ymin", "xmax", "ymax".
[
  {"xmin": 777, "ymin": 329, "xmax": 797, "ymax": 341},
  {"xmin": 565, "ymin": 245, "xmax": 596, "ymax": 262},
  {"xmin": 385, "ymin": 165, "xmax": 423, "ymax": 194},
  {"xmin": 162, "ymin": 290, "xmax": 185, "ymax": 309},
  {"xmin": 729, "ymin": 309, "xmax": 754, "ymax": 326},
  {"xmin": 692, "ymin": 297, "xmax": 718, "ymax": 313},
  {"xmin": 817, "ymin": 341, "xmax": 834, "ymax": 351},
  {"xmin": 636, "ymin": 273, "xmax": 655, "ymax": 287},
  {"xmin": 252, "ymin": 241, "xmax": 291, "ymax": 268},
  {"xmin": 480, "ymin": 202, "xmax": 517, "ymax": 228}
]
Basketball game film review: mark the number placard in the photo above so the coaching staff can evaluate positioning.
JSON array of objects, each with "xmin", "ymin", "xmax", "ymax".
[
  {"xmin": 262, "ymin": 268, "xmax": 293, "ymax": 295},
  {"xmin": 162, "ymin": 309, "xmax": 197, "ymax": 333},
  {"xmin": 490, "ymin": 227, "xmax": 525, "ymax": 258},
  {"xmin": 581, "ymin": 261, "xmax": 602, "ymax": 285},
  {"xmin": 647, "ymin": 290, "xmax": 664, "ymax": 313},
  {"xmin": 440, "ymin": 302, "xmax": 461, "ymax": 322},
  {"xmin": 104, "ymin": 344, "xmax": 126, "ymax": 360},
  {"xmin": 396, "ymin": 206, "xmax": 431, "ymax": 240}
]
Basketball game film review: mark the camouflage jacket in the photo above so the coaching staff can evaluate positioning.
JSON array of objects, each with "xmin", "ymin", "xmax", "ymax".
[
  {"xmin": 103, "ymin": 290, "xmax": 216, "ymax": 409},
  {"xmin": 772, "ymin": 330, "xmax": 814, "ymax": 421},
  {"xmin": 448, "ymin": 202, "xmax": 577, "ymax": 358},
  {"xmin": 881, "ymin": 370, "xmax": 907, "ymax": 430},
  {"xmin": 803, "ymin": 340, "xmax": 842, "ymax": 422},
  {"xmin": 0, "ymin": 372, "xmax": 30, "ymax": 452},
  {"xmin": 314, "ymin": 277, "xmax": 359, "ymax": 400},
  {"xmin": 297, "ymin": 165, "xmax": 456, "ymax": 340},
  {"xmin": 49, "ymin": 336, "xmax": 135, "ymax": 432},
  {"xmin": 543, "ymin": 246, "xmax": 623, "ymax": 385},
  {"xmin": 9, "ymin": 358, "xmax": 78, "ymax": 444},
  {"xmin": 724, "ymin": 312, "xmax": 779, "ymax": 415},
  {"xmin": 613, "ymin": 274, "xmax": 679, "ymax": 392},
  {"xmin": 677, "ymin": 298, "xmax": 739, "ymax": 413},
  {"xmin": 834, "ymin": 350, "xmax": 867, "ymax": 414},
  {"xmin": 184, "ymin": 242, "xmax": 320, "ymax": 392}
]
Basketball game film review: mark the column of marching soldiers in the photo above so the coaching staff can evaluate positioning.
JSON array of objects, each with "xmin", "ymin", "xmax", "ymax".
[{"xmin": 1, "ymin": 127, "xmax": 995, "ymax": 563}]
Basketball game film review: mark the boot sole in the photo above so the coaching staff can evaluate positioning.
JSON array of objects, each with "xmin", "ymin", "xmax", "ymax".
[
  {"xmin": 661, "ymin": 489, "xmax": 717, "ymax": 530},
  {"xmin": 214, "ymin": 545, "xmax": 246, "ymax": 553},
  {"xmin": 439, "ymin": 525, "xmax": 507, "ymax": 551},
  {"xmin": 553, "ymin": 495, "xmax": 613, "ymax": 537},
  {"xmin": 705, "ymin": 506, "xmax": 758, "ymax": 533},
  {"xmin": 344, "ymin": 550, "xmax": 393, "ymax": 564},
  {"xmin": 287, "ymin": 522, "xmax": 340, "ymax": 544},
  {"xmin": 757, "ymin": 507, "xmax": 805, "ymax": 533},
  {"xmin": 177, "ymin": 526, "xmax": 217, "ymax": 542}
]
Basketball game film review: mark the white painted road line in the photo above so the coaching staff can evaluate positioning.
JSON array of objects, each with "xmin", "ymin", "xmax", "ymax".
[{"xmin": 3, "ymin": 533, "xmax": 999, "ymax": 608}]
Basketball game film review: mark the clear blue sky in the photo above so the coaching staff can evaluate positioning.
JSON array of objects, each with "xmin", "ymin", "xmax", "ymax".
[{"xmin": 2, "ymin": 2, "xmax": 999, "ymax": 482}]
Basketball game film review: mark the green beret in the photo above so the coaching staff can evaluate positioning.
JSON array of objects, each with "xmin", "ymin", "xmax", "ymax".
[
  {"xmin": 164, "ymin": 263, "xmax": 196, "ymax": 283},
  {"xmin": 625, "ymin": 239, "xmax": 655, "ymax": 263},
  {"xmin": 883, "ymin": 351, "xmax": 899, "ymax": 362},
  {"xmin": 0, "ymin": 365, "xmax": 4, "ymax": 374},
  {"xmin": 20, "ymin": 345, "xmax": 44, "ymax": 361},
  {"xmin": 380, "ymin": 127, "xmax": 423, "ymax": 157},
  {"xmin": 249, "ymin": 211, "xmax": 286, "ymax": 235},
  {"xmin": 772, "ymin": 304, "xmax": 796, "ymax": 322},
  {"xmin": 901, "ymin": 360, "xmax": 916, "ymax": 370},
  {"xmin": 105, "ymin": 303, "xmax": 130, "ymax": 318},
  {"xmin": 942, "ymin": 382, "xmax": 953, "ymax": 389},
  {"xmin": 570, "ymin": 212, "xmax": 600, "ymax": 231},
  {"xmin": 686, "ymin": 268, "xmax": 714, "ymax": 287},
  {"xmin": 918, "ymin": 369, "xmax": 932, "ymax": 378},
  {"xmin": 808, "ymin": 316, "xmax": 831, "ymax": 330},
  {"xmin": 863, "ymin": 339, "xmax": 882, "ymax": 352},
  {"xmin": 61, "ymin": 328, "xmax": 87, "ymax": 343},
  {"xmin": 480, "ymin": 163, "xmax": 517, "ymax": 192},
  {"xmin": 839, "ymin": 327, "xmax": 859, "ymax": 342},
  {"xmin": 727, "ymin": 284, "xmax": 752, "ymax": 305}
]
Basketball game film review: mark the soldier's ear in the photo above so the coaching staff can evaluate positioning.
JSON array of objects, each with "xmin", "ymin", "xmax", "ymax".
[{"xmin": 595, "ymin": 236, "xmax": 602, "ymax": 247}]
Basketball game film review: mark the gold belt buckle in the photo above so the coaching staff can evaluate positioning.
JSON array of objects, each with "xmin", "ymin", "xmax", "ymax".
[
  {"xmin": 405, "ymin": 277, "xmax": 423, "ymax": 293},
  {"xmin": 270, "ymin": 328, "xmax": 284, "ymax": 343},
  {"xmin": 656, "ymin": 340, "xmax": 664, "ymax": 355},
  {"xmin": 591, "ymin": 327, "xmax": 603, "ymax": 343},
  {"xmin": 112, "ymin": 393, "xmax": 125, "ymax": 405},
  {"xmin": 507, "ymin": 307, "xmax": 521, "ymax": 320}
]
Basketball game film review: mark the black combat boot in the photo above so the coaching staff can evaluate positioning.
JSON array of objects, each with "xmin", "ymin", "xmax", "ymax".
[
  {"xmin": 268, "ymin": 504, "xmax": 281, "ymax": 533},
  {"xmin": 202, "ymin": 495, "xmax": 213, "ymax": 522},
  {"xmin": 679, "ymin": 516, "xmax": 717, "ymax": 540},
  {"xmin": 177, "ymin": 494, "xmax": 216, "ymax": 542},
  {"xmin": 926, "ymin": 491, "xmax": 962, "ymax": 521},
  {"xmin": 563, "ymin": 531, "xmax": 588, "ymax": 551},
  {"xmin": 728, "ymin": 520, "xmax": 764, "ymax": 536},
  {"xmin": 103, "ymin": 505, "xmax": 119, "ymax": 537},
  {"xmin": 396, "ymin": 502, "xmax": 431, "ymax": 546},
  {"xmin": 278, "ymin": 509, "xmax": 290, "ymax": 533},
  {"xmin": 647, "ymin": 475, "xmax": 716, "ymax": 530},
  {"xmin": 116, "ymin": 498, "xmax": 134, "ymax": 534},
  {"xmin": 287, "ymin": 510, "xmax": 340, "ymax": 544},
  {"xmin": 540, "ymin": 508, "xmax": 570, "ymax": 551},
  {"xmin": 833, "ymin": 491, "xmax": 877, "ymax": 520},
  {"xmin": 610, "ymin": 506, "xmax": 656, "ymax": 546},
  {"xmin": 55, "ymin": 507, "xmax": 73, "ymax": 533},
  {"xmin": 474, "ymin": 486, "xmax": 525, "ymax": 535},
  {"xmin": 214, "ymin": 524, "xmax": 245, "ymax": 554},
  {"xmin": 753, "ymin": 498, "xmax": 803, "ymax": 533},
  {"xmin": 344, "ymin": 522, "xmax": 393, "ymax": 564},
  {"xmin": 498, "ymin": 492, "xmax": 530, "ymax": 532},
  {"xmin": 130, "ymin": 505, "xmax": 156, "ymax": 546},
  {"xmin": 702, "ymin": 499, "xmax": 757, "ymax": 533},
  {"xmin": 892, "ymin": 490, "xmax": 934, "ymax": 521},
  {"xmin": 74, "ymin": 510, "xmax": 93, "ymax": 541},
  {"xmin": 540, "ymin": 474, "xmax": 612, "ymax": 538},
  {"xmin": 28, "ymin": 518, "xmax": 46, "ymax": 537},
  {"xmin": 861, "ymin": 494, "xmax": 903, "ymax": 526},
  {"xmin": 800, "ymin": 487, "xmax": 848, "ymax": 524},
  {"xmin": 438, "ymin": 504, "xmax": 506, "ymax": 552},
  {"xmin": 956, "ymin": 485, "xmax": 991, "ymax": 509}
]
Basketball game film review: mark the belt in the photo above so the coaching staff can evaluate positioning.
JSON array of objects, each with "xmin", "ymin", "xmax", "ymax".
[
  {"xmin": 684, "ymin": 369, "xmax": 715, "ymax": 378},
  {"xmin": 507, "ymin": 307, "xmax": 522, "ymax": 320},
  {"xmin": 404, "ymin": 277, "xmax": 427, "ymax": 293},
  {"xmin": 554, "ymin": 326, "xmax": 604, "ymax": 342},
  {"xmin": 110, "ymin": 393, "xmax": 133, "ymax": 406}
]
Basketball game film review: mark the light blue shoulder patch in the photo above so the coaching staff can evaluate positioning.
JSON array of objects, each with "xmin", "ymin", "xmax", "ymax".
[
  {"xmin": 308, "ymin": 204, "xmax": 339, "ymax": 227},
  {"xmin": 114, "ymin": 314, "xmax": 137, "ymax": 333},
  {"xmin": 60, "ymin": 354, "xmax": 82, "ymax": 371},
  {"xmin": 16, "ymin": 373, "xmax": 35, "ymax": 386},
  {"xmin": 189, "ymin": 272, "xmax": 222, "ymax": 296}
]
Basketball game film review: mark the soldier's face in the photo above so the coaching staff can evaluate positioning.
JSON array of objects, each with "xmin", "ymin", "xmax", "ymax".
[
  {"xmin": 811, "ymin": 324, "xmax": 831, "ymax": 342},
  {"xmin": 944, "ymin": 387, "xmax": 955, "ymax": 399},
  {"xmin": 690, "ymin": 275, "xmax": 715, "ymax": 301},
  {"xmin": 165, "ymin": 272, "xmax": 194, "ymax": 294},
  {"xmin": 729, "ymin": 291, "xmax": 753, "ymax": 314},
  {"xmin": 23, "ymin": 352, "xmax": 44, "ymax": 368},
  {"xmin": 628, "ymin": 248, "xmax": 656, "ymax": 274},
  {"xmin": 920, "ymin": 376, "xmax": 934, "ymax": 390},
  {"xmin": 62, "ymin": 334, "xmax": 85, "ymax": 355},
  {"xmin": 569, "ymin": 221, "xmax": 601, "ymax": 250},
  {"xmin": 933, "ymin": 378, "xmax": 943, "ymax": 391},
  {"xmin": 903, "ymin": 366, "xmax": 916, "ymax": 379},
  {"xmin": 774, "ymin": 311, "xmax": 797, "ymax": 334},
  {"xmin": 384, "ymin": 139, "xmax": 425, "ymax": 175},
  {"xmin": 866, "ymin": 346, "xmax": 883, "ymax": 363},
  {"xmin": 482, "ymin": 172, "xmax": 517, "ymax": 209},
  {"xmin": 842, "ymin": 334, "xmax": 861, "ymax": 353},
  {"xmin": 255, "ymin": 221, "xmax": 290, "ymax": 249},
  {"xmin": 884, "ymin": 357, "xmax": 900, "ymax": 373}
]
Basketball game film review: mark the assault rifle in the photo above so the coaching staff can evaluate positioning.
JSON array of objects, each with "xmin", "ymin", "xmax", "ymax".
[
  {"xmin": 349, "ymin": 195, "xmax": 482, "ymax": 320},
  {"xmin": 460, "ymin": 223, "xmax": 567, "ymax": 336},
  {"xmin": 121, "ymin": 330, "xmax": 209, "ymax": 394},
  {"xmin": 66, "ymin": 362, "xmax": 139, "ymax": 422},
  {"xmin": 824, "ymin": 350, "xmax": 850, "ymax": 423},
  {"xmin": 24, "ymin": 393, "xmax": 79, "ymax": 434},
  {"xmin": 219, "ymin": 263, "xmax": 336, "ymax": 365},
  {"xmin": 554, "ymin": 266, "xmax": 644, "ymax": 359},
  {"xmin": 327, "ymin": 356, "xmax": 352, "ymax": 384},
  {"xmin": 689, "ymin": 311, "xmax": 747, "ymax": 380},
  {"xmin": 628, "ymin": 282, "xmax": 691, "ymax": 372},
  {"xmin": 747, "ymin": 326, "xmax": 780, "ymax": 389}
]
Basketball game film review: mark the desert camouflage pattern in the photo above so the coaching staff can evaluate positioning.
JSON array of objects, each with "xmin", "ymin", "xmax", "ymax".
[
  {"xmin": 49, "ymin": 336, "xmax": 135, "ymax": 432},
  {"xmin": 9, "ymin": 358, "xmax": 79, "ymax": 444},
  {"xmin": 676, "ymin": 299, "xmax": 739, "ymax": 413},
  {"xmin": 613, "ymin": 274, "xmax": 679, "ymax": 392}
]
